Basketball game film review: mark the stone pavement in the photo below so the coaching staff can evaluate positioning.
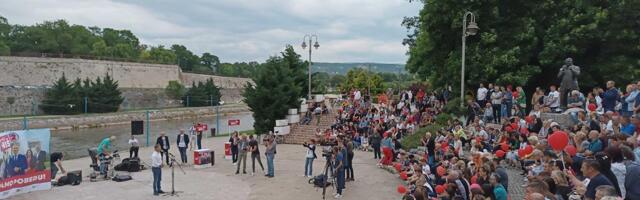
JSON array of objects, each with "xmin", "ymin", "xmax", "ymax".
[
  {"xmin": 10, "ymin": 136, "xmax": 403, "ymax": 200},
  {"xmin": 506, "ymin": 166, "xmax": 526, "ymax": 199}
]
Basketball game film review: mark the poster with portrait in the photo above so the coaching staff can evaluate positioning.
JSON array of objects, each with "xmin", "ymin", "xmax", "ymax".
[
  {"xmin": 0, "ymin": 129, "xmax": 51, "ymax": 199},
  {"xmin": 193, "ymin": 149, "xmax": 213, "ymax": 169}
]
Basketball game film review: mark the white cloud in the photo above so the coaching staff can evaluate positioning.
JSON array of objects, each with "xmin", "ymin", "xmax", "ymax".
[{"xmin": 0, "ymin": 0, "xmax": 421, "ymax": 63}]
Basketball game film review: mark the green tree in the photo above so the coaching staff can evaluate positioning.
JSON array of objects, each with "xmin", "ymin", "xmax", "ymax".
[
  {"xmin": 144, "ymin": 45, "xmax": 176, "ymax": 64},
  {"xmin": 200, "ymin": 52, "xmax": 220, "ymax": 72},
  {"xmin": 311, "ymin": 72, "xmax": 330, "ymax": 94},
  {"xmin": 244, "ymin": 55, "xmax": 302, "ymax": 135},
  {"xmin": 171, "ymin": 44, "xmax": 200, "ymax": 71},
  {"xmin": 165, "ymin": 80, "xmax": 186, "ymax": 100},
  {"xmin": 40, "ymin": 74, "xmax": 81, "ymax": 114},
  {"xmin": 183, "ymin": 78, "xmax": 221, "ymax": 107},
  {"xmin": 340, "ymin": 68, "xmax": 384, "ymax": 95},
  {"xmin": 405, "ymin": 0, "xmax": 640, "ymax": 96},
  {"xmin": 281, "ymin": 45, "xmax": 308, "ymax": 99},
  {"xmin": 86, "ymin": 74, "xmax": 124, "ymax": 113}
]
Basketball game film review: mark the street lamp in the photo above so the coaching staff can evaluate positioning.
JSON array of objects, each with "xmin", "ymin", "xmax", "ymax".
[
  {"xmin": 302, "ymin": 34, "xmax": 319, "ymax": 100},
  {"xmin": 460, "ymin": 11, "xmax": 479, "ymax": 108}
]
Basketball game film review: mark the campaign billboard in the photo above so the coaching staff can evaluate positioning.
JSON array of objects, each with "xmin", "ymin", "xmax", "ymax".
[{"xmin": 0, "ymin": 129, "xmax": 51, "ymax": 199}]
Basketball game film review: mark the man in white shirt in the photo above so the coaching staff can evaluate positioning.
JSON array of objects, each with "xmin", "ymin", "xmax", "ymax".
[
  {"xmin": 546, "ymin": 85, "xmax": 561, "ymax": 112},
  {"xmin": 128, "ymin": 135, "xmax": 139, "ymax": 158},
  {"xmin": 176, "ymin": 129, "xmax": 189, "ymax": 164},
  {"xmin": 188, "ymin": 123, "xmax": 196, "ymax": 150},
  {"xmin": 477, "ymin": 83, "xmax": 488, "ymax": 107},
  {"xmin": 151, "ymin": 144, "xmax": 164, "ymax": 196}
]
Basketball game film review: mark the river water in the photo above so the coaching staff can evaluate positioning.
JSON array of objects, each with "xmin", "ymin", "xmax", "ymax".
[{"xmin": 50, "ymin": 112, "xmax": 254, "ymax": 159}]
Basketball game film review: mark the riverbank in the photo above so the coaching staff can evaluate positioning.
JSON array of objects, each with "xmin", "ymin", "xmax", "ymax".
[
  {"xmin": 0, "ymin": 104, "xmax": 251, "ymax": 132},
  {"xmin": 12, "ymin": 136, "xmax": 402, "ymax": 200}
]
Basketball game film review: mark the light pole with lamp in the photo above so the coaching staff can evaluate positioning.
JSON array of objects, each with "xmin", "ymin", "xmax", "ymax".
[
  {"xmin": 216, "ymin": 100, "xmax": 224, "ymax": 137},
  {"xmin": 302, "ymin": 34, "xmax": 319, "ymax": 100},
  {"xmin": 460, "ymin": 11, "xmax": 479, "ymax": 108}
]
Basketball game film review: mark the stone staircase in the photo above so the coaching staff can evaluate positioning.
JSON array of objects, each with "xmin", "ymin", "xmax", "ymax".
[{"xmin": 283, "ymin": 113, "xmax": 334, "ymax": 144}]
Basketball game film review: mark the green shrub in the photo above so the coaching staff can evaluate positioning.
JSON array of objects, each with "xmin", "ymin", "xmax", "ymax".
[
  {"xmin": 401, "ymin": 124, "xmax": 443, "ymax": 151},
  {"xmin": 434, "ymin": 113, "xmax": 452, "ymax": 125},
  {"xmin": 165, "ymin": 80, "xmax": 186, "ymax": 100},
  {"xmin": 443, "ymin": 97, "xmax": 465, "ymax": 117}
]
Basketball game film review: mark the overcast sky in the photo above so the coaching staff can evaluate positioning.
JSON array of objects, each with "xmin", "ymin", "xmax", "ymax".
[{"xmin": 0, "ymin": 0, "xmax": 420, "ymax": 64}]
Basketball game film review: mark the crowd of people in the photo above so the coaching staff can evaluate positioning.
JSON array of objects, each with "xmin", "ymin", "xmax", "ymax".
[
  {"xmin": 320, "ymin": 79, "xmax": 640, "ymax": 200},
  {"xmin": 80, "ymin": 78, "xmax": 640, "ymax": 199}
]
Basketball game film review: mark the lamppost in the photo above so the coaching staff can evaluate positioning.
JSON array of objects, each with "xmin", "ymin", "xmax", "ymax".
[
  {"xmin": 460, "ymin": 11, "xmax": 479, "ymax": 108},
  {"xmin": 302, "ymin": 34, "xmax": 320, "ymax": 100}
]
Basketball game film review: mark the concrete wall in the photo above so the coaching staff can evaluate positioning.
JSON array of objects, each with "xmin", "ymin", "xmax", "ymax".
[
  {"xmin": 0, "ymin": 56, "xmax": 251, "ymax": 115},
  {"xmin": 0, "ymin": 104, "xmax": 250, "ymax": 132},
  {"xmin": 0, "ymin": 56, "xmax": 252, "ymax": 89}
]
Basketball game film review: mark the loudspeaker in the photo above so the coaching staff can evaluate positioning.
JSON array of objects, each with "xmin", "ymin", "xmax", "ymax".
[
  {"xmin": 67, "ymin": 170, "xmax": 82, "ymax": 185},
  {"xmin": 131, "ymin": 120, "xmax": 144, "ymax": 135}
]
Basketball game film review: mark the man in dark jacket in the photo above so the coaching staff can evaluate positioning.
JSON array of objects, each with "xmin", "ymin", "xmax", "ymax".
[
  {"xmin": 625, "ymin": 161, "xmax": 640, "ymax": 200},
  {"xmin": 602, "ymin": 81, "xmax": 620, "ymax": 112},
  {"xmin": 33, "ymin": 144, "xmax": 47, "ymax": 171},
  {"xmin": 370, "ymin": 132, "xmax": 382, "ymax": 159},
  {"xmin": 176, "ymin": 130, "xmax": 190, "ymax": 164},
  {"xmin": 156, "ymin": 132, "xmax": 171, "ymax": 165}
]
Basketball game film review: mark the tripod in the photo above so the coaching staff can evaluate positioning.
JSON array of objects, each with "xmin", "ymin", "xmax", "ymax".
[
  {"xmin": 321, "ymin": 155, "xmax": 336, "ymax": 200},
  {"xmin": 164, "ymin": 153, "xmax": 186, "ymax": 196}
]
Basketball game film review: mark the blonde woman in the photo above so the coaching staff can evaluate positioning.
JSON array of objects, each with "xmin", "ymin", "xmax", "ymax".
[{"xmin": 551, "ymin": 170, "xmax": 572, "ymax": 200}]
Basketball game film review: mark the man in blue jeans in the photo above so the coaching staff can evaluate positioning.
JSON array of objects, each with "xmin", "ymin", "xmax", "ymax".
[
  {"xmin": 333, "ymin": 146, "xmax": 345, "ymax": 199},
  {"xmin": 265, "ymin": 136, "xmax": 276, "ymax": 178},
  {"xmin": 151, "ymin": 144, "xmax": 164, "ymax": 196}
]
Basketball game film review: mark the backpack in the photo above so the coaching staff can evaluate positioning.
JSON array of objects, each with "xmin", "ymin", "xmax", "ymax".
[
  {"xmin": 309, "ymin": 175, "xmax": 331, "ymax": 187},
  {"xmin": 112, "ymin": 175, "xmax": 132, "ymax": 182}
]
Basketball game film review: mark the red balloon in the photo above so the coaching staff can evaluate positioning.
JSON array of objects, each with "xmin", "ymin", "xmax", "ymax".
[
  {"xmin": 397, "ymin": 184, "xmax": 407, "ymax": 194},
  {"xmin": 517, "ymin": 149, "xmax": 525, "ymax": 158},
  {"xmin": 471, "ymin": 175, "xmax": 478, "ymax": 184},
  {"xmin": 394, "ymin": 163, "xmax": 402, "ymax": 172},
  {"xmin": 511, "ymin": 123, "xmax": 518, "ymax": 130},
  {"xmin": 549, "ymin": 131, "xmax": 569, "ymax": 151},
  {"xmin": 505, "ymin": 126, "xmax": 513, "ymax": 133},
  {"xmin": 520, "ymin": 127, "xmax": 529, "ymax": 135},
  {"xmin": 500, "ymin": 143, "xmax": 510, "ymax": 151},
  {"xmin": 436, "ymin": 166, "xmax": 446, "ymax": 177},
  {"xmin": 441, "ymin": 142, "xmax": 449, "ymax": 149},
  {"xmin": 588, "ymin": 103, "xmax": 597, "ymax": 112},
  {"xmin": 496, "ymin": 150, "xmax": 506, "ymax": 158},
  {"xmin": 525, "ymin": 116, "xmax": 534, "ymax": 124},
  {"xmin": 524, "ymin": 145, "xmax": 534, "ymax": 155},
  {"xmin": 400, "ymin": 171, "xmax": 408, "ymax": 180},
  {"xmin": 435, "ymin": 185, "xmax": 446, "ymax": 194},
  {"xmin": 564, "ymin": 145, "xmax": 577, "ymax": 157}
]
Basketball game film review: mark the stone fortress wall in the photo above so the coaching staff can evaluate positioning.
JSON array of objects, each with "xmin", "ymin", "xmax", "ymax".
[{"xmin": 0, "ymin": 56, "xmax": 251, "ymax": 115}]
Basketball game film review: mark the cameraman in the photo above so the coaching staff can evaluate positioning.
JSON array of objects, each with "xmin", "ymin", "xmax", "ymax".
[
  {"xmin": 333, "ymin": 146, "xmax": 345, "ymax": 199},
  {"xmin": 303, "ymin": 139, "xmax": 317, "ymax": 177}
]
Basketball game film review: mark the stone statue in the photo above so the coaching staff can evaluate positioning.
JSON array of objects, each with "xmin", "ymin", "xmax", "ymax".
[{"xmin": 557, "ymin": 57, "xmax": 580, "ymax": 108}]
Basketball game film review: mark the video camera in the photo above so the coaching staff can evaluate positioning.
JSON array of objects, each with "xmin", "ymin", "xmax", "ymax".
[{"xmin": 321, "ymin": 146, "xmax": 333, "ymax": 158}]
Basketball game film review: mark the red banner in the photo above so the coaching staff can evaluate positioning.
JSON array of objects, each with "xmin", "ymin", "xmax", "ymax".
[
  {"xmin": 0, "ymin": 171, "xmax": 51, "ymax": 192},
  {"xmin": 228, "ymin": 119, "xmax": 240, "ymax": 126}
]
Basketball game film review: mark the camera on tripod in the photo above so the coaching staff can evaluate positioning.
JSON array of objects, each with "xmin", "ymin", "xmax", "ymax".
[{"xmin": 321, "ymin": 146, "xmax": 334, "ymax": 158}]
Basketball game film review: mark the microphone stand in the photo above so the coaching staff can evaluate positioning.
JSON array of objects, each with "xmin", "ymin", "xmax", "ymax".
[{"xmin": 164, "ymin": 153, "xmax": 186, "ymax": 196}]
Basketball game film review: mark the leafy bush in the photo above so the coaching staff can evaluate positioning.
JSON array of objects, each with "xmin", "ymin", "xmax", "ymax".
[
  {"xmin": 443, "ymin": 97, "xmax": 465, "ymax": 117},
  {"xmin": 434, "ymin": 113, "xmax": 452, "ymax": 125},
  {"xmin": 41, "ymin": 73, "xmax": 123, "ymax": 114},
  {"xmin": 401, "ymin": 124, "xmax": 443, "ymax": 151},
  {"xmin": 165, "ymin": 81, "xmax": 186, "ymax": 100},
  {"xmin": 183, "ymin": 78, "xmax": 221, "ymax": 107}
]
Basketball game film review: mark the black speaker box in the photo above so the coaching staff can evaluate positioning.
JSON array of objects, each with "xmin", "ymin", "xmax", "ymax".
[{"xmin": 131, "ymin": 120, "xmax": 144, "ymax": 135}]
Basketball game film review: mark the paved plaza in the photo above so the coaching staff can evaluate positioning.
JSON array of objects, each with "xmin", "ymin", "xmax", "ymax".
[{"xmin": 11, "ymin": 136, "xmax": 404, "ymax": 200}]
